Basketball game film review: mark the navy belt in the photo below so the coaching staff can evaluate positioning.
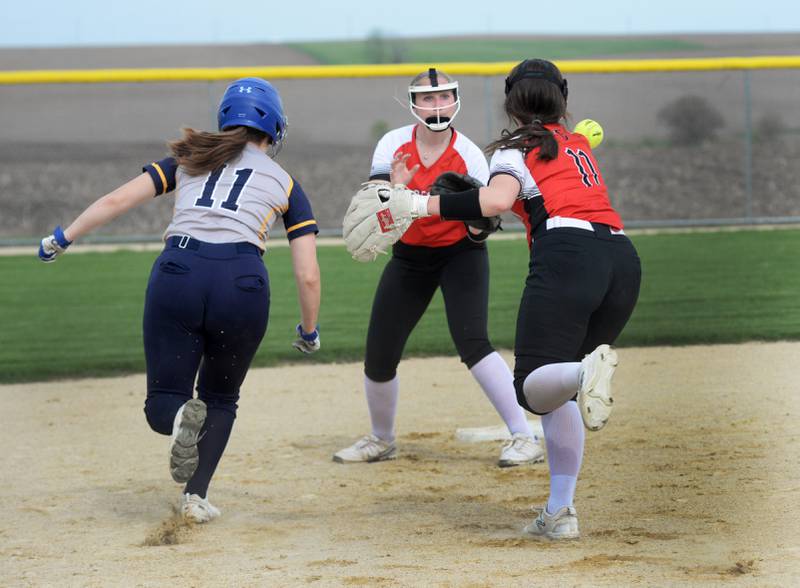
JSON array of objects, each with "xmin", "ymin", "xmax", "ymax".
[{"xmin": 166, "ymin": 235, "xmax": 263, "ymax": 257}]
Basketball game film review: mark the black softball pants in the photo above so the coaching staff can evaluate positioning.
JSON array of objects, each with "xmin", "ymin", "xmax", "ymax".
[
  {"xmin": 512, "ymin": 226, "xmax": 642, "ymax": 412},
  {"xmin": 364, "ymin": 239, "xmax": 495, "ymax": 382}
]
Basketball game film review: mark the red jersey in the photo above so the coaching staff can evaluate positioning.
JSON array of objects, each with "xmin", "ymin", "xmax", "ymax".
[
  {"xmin": 370, "ymin": 124, "xmax": 489, "ymax": 247},
  {"xmin": 489, "ymin": 123, "xmax": 622, "ymax": 246}
]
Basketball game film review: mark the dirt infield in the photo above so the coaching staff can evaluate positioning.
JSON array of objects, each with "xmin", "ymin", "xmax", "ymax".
[{"xmin": 2, "ymin": 342, "xmax": 799, "ymax": 587}]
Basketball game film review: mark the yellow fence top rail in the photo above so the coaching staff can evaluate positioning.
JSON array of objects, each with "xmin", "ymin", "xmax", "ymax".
[{"xmin": 1, "ymin": 56, "xmax": 799, "ymax": 85}]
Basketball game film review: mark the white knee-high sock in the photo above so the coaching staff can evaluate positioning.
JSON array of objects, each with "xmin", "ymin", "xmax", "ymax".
[
  {"xmin": 470, "ymin": 352, "xmax": 534, "ymax": 437},
  {"xmin": 365, "ymin": 375, "xmax": 399, "ymax": 442},
  {"xmin": 542, "ymin": 401, "xmax": 585, "ymax": 513},
  {"xmin": 523, "ymin": 362, "xmax": 582, "ymax": 414}
]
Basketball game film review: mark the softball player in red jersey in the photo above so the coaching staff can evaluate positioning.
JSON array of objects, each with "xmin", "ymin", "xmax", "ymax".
[
  {"xmin": 424, "ymin": 59, "xmax": 641, "ymax": 539},
  {"xmin": 334, "ymin": 68, "xmax": 544, "ymax": 467},
  {"xmin": 38, "ymin": 78, "xmax": 321, "ymax": 524}
]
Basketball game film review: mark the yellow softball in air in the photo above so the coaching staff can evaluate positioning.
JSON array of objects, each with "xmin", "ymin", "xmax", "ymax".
[{"xmin": 573, "ymin": 119, "xmax": 604, "ymax": 149}]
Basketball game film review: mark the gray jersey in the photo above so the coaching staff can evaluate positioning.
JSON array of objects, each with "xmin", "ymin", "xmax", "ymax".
[{"xmin": 144, "ymin": 143, "xmax": 318, "ymax": 249}]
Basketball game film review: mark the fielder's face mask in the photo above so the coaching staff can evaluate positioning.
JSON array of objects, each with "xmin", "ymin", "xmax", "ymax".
[{"xmin": 408, "ymin": 68, "xmax": 461, "ymax": 132}]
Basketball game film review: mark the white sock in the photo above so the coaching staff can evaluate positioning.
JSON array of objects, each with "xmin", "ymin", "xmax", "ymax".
[
  {"xmin": 470, "ymin": 352, "xmax": 533, "ymax": 437},
  {"xmin": 541, "ymin": 401, "xmax": 584, "ymax": 513},
  {"xmin": 365, "ymin": 375, "xmax": 399, "ymax": 442},
  {"xmin": 547, "ymin": 476, "xmax": 577, "ymax": 515},
  {"xmin": 523, "ymin": 362, "xmax": 582, "ymax": 414}
]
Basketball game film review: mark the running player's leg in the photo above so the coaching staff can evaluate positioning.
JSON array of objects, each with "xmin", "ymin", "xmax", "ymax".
[
  {"xmin": 512, "ymin": 234, "xmax": 611, "ymax": 528},
  {"xmin": 439, "ymin": 245, "xmax": 537, "ymax": 450},
  {"xmin": 515, "ymin": 309, "xmax": 588, "ymax": 528},
  {"xmin": 571, "ymin": 238, "xmax": 641, "ymax": 431},
  {"xmin": 142, "ymin": 250, "xmax": 206, "ymax": 435},
  {"xmin": 334, "ymin": 252, "xmax": 438, "ymax": 463},
  {"xmin": 526, "ymin": 238, "xmax": 639, "ymax": 527},
  {"xmin": 142, "ymin": 250, "xmax": 209, "ymax": 486},
  {"xmin": 514, "ymin": 234, "xmax": 613, "ymax": 415},
  {"xmin": 185, "ymin": 254, "xmax": 270, "ymax": 503}
]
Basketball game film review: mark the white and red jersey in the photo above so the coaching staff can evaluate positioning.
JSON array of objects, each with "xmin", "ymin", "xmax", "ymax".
[
  {"xmin": 489, "ymin": 123, "xmax": 622, "ymax": 246},
  {"xmin": 370, "ymin": 124, "xmax": 489, "ymax": 247}
]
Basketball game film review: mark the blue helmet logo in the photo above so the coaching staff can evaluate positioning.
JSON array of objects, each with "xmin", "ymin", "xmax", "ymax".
[{"xmin": 217, "ymin": 77, "xmax": 288, "ymax": 147}]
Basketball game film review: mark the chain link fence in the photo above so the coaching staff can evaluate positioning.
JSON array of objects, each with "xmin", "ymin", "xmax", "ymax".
[{"xmin": 1, "ymin": 58, "xmax": 798, "ymax": 244}]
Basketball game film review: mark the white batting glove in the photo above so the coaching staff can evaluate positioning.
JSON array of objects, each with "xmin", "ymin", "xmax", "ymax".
[
  {"xmin": 384, "ymin": 185, "xmax": 429, "ymax": 219},
  {"xmin": 38, "ymin": 225, "xmax": 72, "ymax": 263},
  {"xmin": 412, "ymin": 192, "xmax": 430, "ymax": 218},
  {"xmin": 292, "ymin": 324, "xmax": 320, "ymax": 354},
  {"xmin": 392, "ymin": 186, "xmax": 430, "ymax": 218}
]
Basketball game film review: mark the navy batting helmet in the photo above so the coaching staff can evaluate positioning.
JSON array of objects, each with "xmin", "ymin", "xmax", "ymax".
[{"xmin": 217, "ymin": 78, "xmax": 288, "ymax": 146}]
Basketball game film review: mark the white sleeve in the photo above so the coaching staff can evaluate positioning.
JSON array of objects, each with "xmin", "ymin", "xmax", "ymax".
[
  {"xmin": 489, "ymin": 149, "xmax": 527, "ymax": 185},
  {"xmin": 369, "ymin": 135, "xmax": 394, "ymax": 179},
  {"xmin": 489, "ymin": 148, "xmax": 540, "ymax": 199},
  {"xmin": 455, "ymin": 135, "xmax": 489, "ymax": 184},
  {"xmin": 369, "ymin": 126, "xmax": 413, "ymax": 180},
  {"xmin": 465, "ymin": 149, "xmax": 489, "ymax": 185}
]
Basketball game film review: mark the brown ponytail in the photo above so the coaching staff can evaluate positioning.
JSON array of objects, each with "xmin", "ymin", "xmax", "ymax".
[{"xmin": 168, "ymin": 126, "xmax": 268, "ymax": 176}]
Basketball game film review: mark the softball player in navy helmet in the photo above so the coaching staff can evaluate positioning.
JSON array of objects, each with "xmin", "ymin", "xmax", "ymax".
[
  {"xmin": 334, "ymin": 68, "xmax": 544, "ymax": 467},
  {"xmin": 418, "ymin": 59, "xmax": 641, "ymax": 539},
  {"xmin": 38, "ymin": 78, "xmax": 321, "ymax": 523}
]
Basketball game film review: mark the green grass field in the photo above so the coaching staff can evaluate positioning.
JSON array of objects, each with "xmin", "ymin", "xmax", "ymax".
[
  {"xmin": 2, "ymin": 228, "xmax": 799, "ymax": 384},
  {"xmin": 288, "ymin": 38, "xmax": 703, "ymax": 65}
]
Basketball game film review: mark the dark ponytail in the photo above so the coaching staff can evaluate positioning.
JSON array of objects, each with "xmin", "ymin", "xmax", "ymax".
[
  {"xmin": 485, "ymin": 59, "xmax": 567, "ymax": 161},
  {"xmin": 168, "ymin": 126, "xmax": 268, "ymax": 176}
]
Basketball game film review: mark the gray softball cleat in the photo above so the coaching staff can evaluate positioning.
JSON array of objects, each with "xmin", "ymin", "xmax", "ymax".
[
  {"xmin": 333, "ymin": 434, "xmax": 397, "ymax": 463},
  {"xmin": 181, "ymin": 492, "xmax": 221, "ymax": 524},
  {"xmin": 497, "ymin": 433, "xmax": 546, "ymax": 467},
  {"xmin": 169, "ymin": 398, "xmax": 207, "ymax": 483},
  {"xmin": 523, "ymin": 505, "xmax": 580, "ymax": 541}
]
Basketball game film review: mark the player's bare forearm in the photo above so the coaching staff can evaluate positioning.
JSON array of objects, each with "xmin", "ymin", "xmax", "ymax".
[
  {"xmin": 63, "ymin": 173, "xmax": 158, "ymax": 242},
  {"xmin": 289, "ymin": 233, "xmax": 321, "ymax": 332},
  {"xmin": 297, "ymin": 280, "xmax": 320, "ymax": 334}
]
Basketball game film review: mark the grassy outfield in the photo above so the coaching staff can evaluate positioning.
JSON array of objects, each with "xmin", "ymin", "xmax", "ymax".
[
  {"xmin": 288, "ymin": 38, "xmax": 703, "ymax": 65},
  {"xmin": 2, "ymin": 228, "xmax": 799, "ymax": 384}
]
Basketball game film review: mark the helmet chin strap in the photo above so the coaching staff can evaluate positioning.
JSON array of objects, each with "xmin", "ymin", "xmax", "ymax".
[
  {"xmin": 424, "ymin": 116, "xmax": 452, "ymax": 132},
  {"xmin": 267, "ymin": 140, "xmax": 284, "ymax": 158},
  {"xmin": 267, "ymin": 119, "xmax": 288, "ymax": 157},
  {"xmin": 409, "ymin": 98, "xmax": 461, "ymax": 132}
]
